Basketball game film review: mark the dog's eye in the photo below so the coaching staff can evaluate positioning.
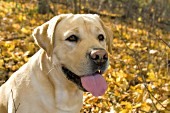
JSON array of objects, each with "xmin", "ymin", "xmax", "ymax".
[
  {"xmin": 66, "ymin": 35, "xmax": 79, "ymax": 42},
  {"xmin": 98, "ymin": 34, "xmax": 105, "ymax": 41}
]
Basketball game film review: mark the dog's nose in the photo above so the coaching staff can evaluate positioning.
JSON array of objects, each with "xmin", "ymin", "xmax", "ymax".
[{"xmin": 89, "ymin": 49, "xmax": 108, "ymax": 66}]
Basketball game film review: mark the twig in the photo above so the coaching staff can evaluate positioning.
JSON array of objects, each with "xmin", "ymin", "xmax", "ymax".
[
  {"xmin": 118, "ymin": 28, "xmax": 170, "ymax": 111},
  {"xmin": 158, "ymin": 37, "xmax": 170, "ymax": 48},
  {"xmin": 123, "ymin": 37, "xmax": 170, "ymax": 111},
  {"xmin": 144, "ymin": 83, "xmax": 170, "ymax": 111},
  {"xmin": 0, "ymin": 36, "xmax": 26, "ymax": 41},
  {"xmin": 11, "ymin": 89, "xmax": 20, "ymax": 113}
]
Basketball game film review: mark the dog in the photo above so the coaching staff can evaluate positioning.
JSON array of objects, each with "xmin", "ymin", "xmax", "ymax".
[{"xmin": 0, "ymin": 14, "xmax": 112, "ymax": 113}]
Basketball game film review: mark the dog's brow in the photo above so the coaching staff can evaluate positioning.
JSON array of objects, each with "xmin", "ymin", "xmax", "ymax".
[{"xmin": 64, "ymin": 27, "xmax": 79, "ymax": 37}]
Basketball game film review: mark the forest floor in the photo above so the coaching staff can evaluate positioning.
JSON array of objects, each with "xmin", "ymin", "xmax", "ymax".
[{"xmin": 0, "ymin": 1, "xmax": 170, "ymax": 113}]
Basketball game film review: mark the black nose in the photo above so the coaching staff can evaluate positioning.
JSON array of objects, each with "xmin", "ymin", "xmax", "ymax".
[{"xmin": 89, "ymin": 49, "xmax": 108, "ymax": 66}]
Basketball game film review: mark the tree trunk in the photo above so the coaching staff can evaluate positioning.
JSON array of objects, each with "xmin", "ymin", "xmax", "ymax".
[
  {"xmin": 38, "ymin": 0, "xmax": 50, "ymax": 14},
  {"xmin": 74, "ymin": 0, "xmax": 78, "ymax": 14},
  {"xmin": 79, "ymin": 0, "xmax": 81, "ymax": 13}
]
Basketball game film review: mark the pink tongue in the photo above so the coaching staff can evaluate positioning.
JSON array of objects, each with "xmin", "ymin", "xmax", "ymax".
[{"xmin": 81, "ymin": 74, "xmax": 108, "ymax": 96}]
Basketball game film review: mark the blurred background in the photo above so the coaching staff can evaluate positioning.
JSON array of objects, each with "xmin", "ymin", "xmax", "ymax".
[{"xmin": 0, "ymin": 0, "xmax": 170, "ymax": 112}]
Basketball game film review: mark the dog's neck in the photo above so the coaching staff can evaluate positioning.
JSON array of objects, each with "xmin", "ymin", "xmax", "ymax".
[{"xmin": 29, "ymin": 49, "xmax": 83, "ymax": 112}]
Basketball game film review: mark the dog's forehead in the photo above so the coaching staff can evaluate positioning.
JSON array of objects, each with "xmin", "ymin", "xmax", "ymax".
[
  {"xmin": 73, "ymin": 14, "xmax": 99, "ymax": 22},
  {"xmin": 72, "ymin": 14, "xmax": 100, "ymax": 26},
  {"xmin": 57, "ymin": 14, "xmax": 103, "ymax": 33}
]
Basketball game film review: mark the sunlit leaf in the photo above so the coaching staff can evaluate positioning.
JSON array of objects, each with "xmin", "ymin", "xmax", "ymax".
[
  {"xmin": 141, "ymin": 102, "xmax": 151, "ymax": 112},
  {"xmin": 21, "ymin": 27, "xmax": 31, "ymax": 34},
  {"xmin": 12, "ymin": 23, "xmax": 21, "ymax": 30},
  {"xmin": 0, "ymin": 59, "xmax": 4, "ymax": 69}
]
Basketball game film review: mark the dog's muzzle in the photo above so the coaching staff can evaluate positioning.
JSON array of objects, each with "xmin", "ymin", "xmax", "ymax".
[{"xmin": 62, "ymin": 48, "xmax": 108, "ymax": 97}]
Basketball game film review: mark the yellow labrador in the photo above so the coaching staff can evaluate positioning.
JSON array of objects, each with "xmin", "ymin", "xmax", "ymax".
[{"xmin": 0, "ymin": 14, "xmax": 112, "ymax": 113}]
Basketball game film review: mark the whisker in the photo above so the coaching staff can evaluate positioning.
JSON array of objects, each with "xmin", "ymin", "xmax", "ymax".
[
  {"xmin": 46, "ymin": 64, "xmax": 58, "ymax": 75},
  {"xmin": 46, "ymin": 66, "xmax": 55, "ymax": 75}
]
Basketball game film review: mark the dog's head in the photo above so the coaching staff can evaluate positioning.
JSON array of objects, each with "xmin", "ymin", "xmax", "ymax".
[{"xmin": 32, "ymin": 14, "xmax": 113, "ymax": 96}]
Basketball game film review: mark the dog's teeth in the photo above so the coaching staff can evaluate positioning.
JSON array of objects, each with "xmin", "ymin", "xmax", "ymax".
[{"xmin": 97, "ymin": 70, "xmax": 101, "ymax": 73}]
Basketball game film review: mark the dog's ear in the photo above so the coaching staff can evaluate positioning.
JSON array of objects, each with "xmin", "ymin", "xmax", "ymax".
[
  {"xmin": 103, "ymin": 25, "xmax": 113, "ymax": 54},
  {"xmin": 32, "ymin": 14, "xmax": 70, "ymax": 56},
  {"xmin": 94, "ymin": 15, "xmax": 113, "ymax": 54}
]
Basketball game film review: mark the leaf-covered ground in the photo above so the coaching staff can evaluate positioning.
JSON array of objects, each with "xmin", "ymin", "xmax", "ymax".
[{"xmin": 0, "ymin": 1, "xmax": 170, "ymax": 113}]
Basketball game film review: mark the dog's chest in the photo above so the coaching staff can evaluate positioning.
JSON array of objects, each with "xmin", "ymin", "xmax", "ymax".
[{"xmin": 54, "ymin": 88, "xmax": 83, "ymax": 112}]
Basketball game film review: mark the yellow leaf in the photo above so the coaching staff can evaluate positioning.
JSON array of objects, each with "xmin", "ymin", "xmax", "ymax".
[
  {"xmin": 138, "ymin": 17, "xmax": 142, "ymax": 21},
  {"xmin": 148, "ymin": 63, "xmax": 154, "ymax": 69},
  {"xmin": 134, "ymin": 92, "xmax": 143, "ymax": 103},
  {"xmin": 5, "ymin": 41, "xmax": 15, "ymax": 51},
  {"xmin": 0, "ymin": 12, "xmax": 5, "ymax": 17},
  {"xmin": 21, "ymin": 27, "xmax": 31, "ymax": 34},
  {"xmin": 147, "ymin": 70, "xmax": 157, "ymax": 81},
  {"xmin": 12, "ymin": 23, "xmax": 21, "ymax": 30},
  {"xmin": 18, "ymin": 14, "xmax": 27, "ymax": 21},
  {"xmin": 120, "ymin": 101, "xmax": 132, "ymax": 109},
  {"xmin": 141, "ymin": 103, "xmax": 151, "ymax": 112},
  {"xmin": 120, "ymin": 109, "xmax": 129, "ymax": 113},
  {"xmin": 30, "ymin": 19, "xmax": 36, "ymax": 25},
  {"xmin": 114, "ymin": 89, "xmax": 120, "ymax": 96},
  {"xmin": 137, "ymin": 76, "xmax": 143, "ymax": 82},
  {"xmin": 147, "ymin": 84, "xmax": 153, "ymax": 92},
  {"xmin": 125, "ymin": 74, "xmax": 135, "ymax": 81},
  {"xmin": 162, "ymin": 99, "xmax": 170, "ymax": 106},
  {"xmin": 0, "ymin": 59, "xmax": 4, "ymax": 69},
  {"xmin": 133, "ymin": 103, "xmax": 142, "ymax": 109}
]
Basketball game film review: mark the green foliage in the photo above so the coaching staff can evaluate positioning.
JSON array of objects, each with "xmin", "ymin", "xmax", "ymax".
[{"xmin": 0, "ymin": 1, "xmax": 170, "ymax": 113}]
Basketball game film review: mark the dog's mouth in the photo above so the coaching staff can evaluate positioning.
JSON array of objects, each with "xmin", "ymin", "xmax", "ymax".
[
  {"xmin": 62, "ymin": 67, "xmax": 86, "ymax": 91},
  {"xmin": 62, "ymin": 67, "xmax": 108, "ymax": 96}
]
